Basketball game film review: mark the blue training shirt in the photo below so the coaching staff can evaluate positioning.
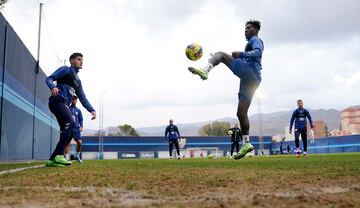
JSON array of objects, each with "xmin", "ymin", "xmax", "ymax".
[
  {"xmin": 46, "ymin": 66, "xmax": 95, "ymax": 113},
  {"xmin": 70, "ymin": 105, "xmax": 83, "ymax": 131},
  {"xmin": 289, "ymin": 108, "xmax": 314, "ymax": 130},
  {"xmin": 239, "ymin": 36, "xmax": 264, "ymax": 72},
  {"xmin": 165, "ymin": 124, "xmax": 180, "ymax": 140}
]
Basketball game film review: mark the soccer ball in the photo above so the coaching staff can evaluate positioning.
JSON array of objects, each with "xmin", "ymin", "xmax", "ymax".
[
  {"xmin": 227, "ymin": 130, "xmax": 233, "ymax": 135},
  {"xmin": 185, "ymin": 43, "xmax": 203, "ymax": 61}
]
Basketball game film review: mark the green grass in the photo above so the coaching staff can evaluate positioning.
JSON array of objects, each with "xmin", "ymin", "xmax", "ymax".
[
  {"xmin": 0, "ymin": 153, "xmax": 360, "ymax": 207},
  {"xmin": 0, "ymin": 161, "xmax": 43, "ymax": 171}
]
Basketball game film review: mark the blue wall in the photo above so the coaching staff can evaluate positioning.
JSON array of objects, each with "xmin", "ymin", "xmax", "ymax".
[
  {"xmin": 272, "ymin": 134, "xmax": 360, "ymax": 154},
  {"xmin": 82, "ymin": 135, "xmax": 360, "ymax": 157},
  {"xmin": 0, "ymin": 13, "xmax": 59, "ymax": 160},
  {"xmin": 82, "ymin": 136, "xmax": 273, "ymax": 156}
]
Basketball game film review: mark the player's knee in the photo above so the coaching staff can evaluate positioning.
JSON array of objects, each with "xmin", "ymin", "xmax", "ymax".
[
  {"xmin": 77, "ymin": 140, "xmax": 82, "ymax": 146},
  {"xmin": 214, "ymin": 51, "xmax": 226, "ymax": 56},
  {"xmin": 237, "ymin": 110, "xmax": 246, "ymax": 120}
]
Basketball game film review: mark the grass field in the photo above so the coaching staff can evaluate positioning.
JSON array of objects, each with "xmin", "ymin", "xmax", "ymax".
[{"xmin": 1, "ymin": 153, "xmax": 360, "ymax": 208}]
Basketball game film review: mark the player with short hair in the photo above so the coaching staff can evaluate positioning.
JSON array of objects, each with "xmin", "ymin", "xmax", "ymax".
[
  {"xmin": 64, "ymin": 95, "xmax": 84, "ymax": 163},
  {"xmin": 45, "ymin": 52, "xmax": 96, "ymax": 167},
  {"xmin": 165, "ymin": 119, "xmax": 181, "ymax": 160},
  {"xmin": 289, "ymin": 99, "xmax": 314, "ymax": 158},
  {"xmin": 228, "ymin": 123, "xmax": 242, "ymax": 158},
  {"xmin": 188, "ymin": 19, "xmax": 264, "ymax": 159}
]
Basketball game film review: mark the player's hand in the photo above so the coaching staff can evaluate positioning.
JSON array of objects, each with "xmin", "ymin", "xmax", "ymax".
[
  {"xmin": 79, "ymin": 127, "xmax": 83, "ymax": 132},
  {"xmin": 91, "ymin": 111, "xmax": 96, "ymax": 120},
  {"xmin": 289, "ymin": 129, "xmax": 292, "ymax": 134},
  {"xmin": 51, "ymin": 87, "xmax": 59, "ymax": 96},
  {"xmin": 232, "ymin": 51, "xmax": 240, "ymax": 58}
]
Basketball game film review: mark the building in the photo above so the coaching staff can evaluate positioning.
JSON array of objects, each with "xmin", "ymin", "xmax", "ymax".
[
  {"xmin": 307, "ymin": 120, "xmax": 326, "ymax": 138},
  {"xmin": 341, "ymin": 106, "xmax": 360, "ymax": 135},
  {"xmin": 285, "ymin": 120, "xmax": 327, "ymax": 141}
]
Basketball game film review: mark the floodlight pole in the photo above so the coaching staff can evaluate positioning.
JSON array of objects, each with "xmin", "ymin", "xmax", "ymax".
[
  {"xmin": 258, "ymin": 97, "xmax": 264, "ymax": 154},
  {"xmin": 32, "ymin": 2, "xmax": 43, "ymax": 159},
  {"xmin": 36, "ymin": 3, "xmax": 43, "ymax": 67},
  {"xmin": 98, "ymin": 91, "xmax": 105, "ymax": 159}
]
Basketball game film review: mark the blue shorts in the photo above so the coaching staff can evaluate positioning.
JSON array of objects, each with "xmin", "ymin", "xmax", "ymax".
[
  {"xmin": 229, "ymin": 59, "xmax": 261, "ymax": 102},
  {"xmin": 72, "ymin": 130, "xmax": 82, "ymax": 141}
]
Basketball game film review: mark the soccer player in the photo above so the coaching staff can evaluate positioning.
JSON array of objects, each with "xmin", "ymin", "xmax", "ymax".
[
  {"xmin": 64, "ymin": 95, "xmax": 84, "ymax": 163},
  {"xmin": 165, "ymin": 119, "xmax": 181, "ymax": 160},
  {"xmin": 289, "ymin": 99, "xmax": 314, "ymax": 158},
  {"xmin": 188, "ymin": 19, "xmax": 264, "ymax": 159},
  {"xmin": 228, "ymin": 123, "xmax": 242, "ymax": 158},
  {"xmin": 45, "ymin": 53, "xmax": 96, "ymax": 167}
]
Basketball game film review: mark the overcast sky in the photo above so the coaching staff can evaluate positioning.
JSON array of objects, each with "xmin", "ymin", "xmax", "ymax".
[{"xmin": 2, "ymin": 0, "xmax": 360, "ymax": 130}]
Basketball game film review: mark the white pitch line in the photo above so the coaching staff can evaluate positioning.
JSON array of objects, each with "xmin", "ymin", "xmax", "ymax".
[{"xmin": 0, "ymin": 164, "xmax": 45, "ymax": 175}]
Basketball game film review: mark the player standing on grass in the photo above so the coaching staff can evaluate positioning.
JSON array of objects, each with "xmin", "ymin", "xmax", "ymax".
[
  {"xmin": 165, "ymin": 119, "xmax": 181, "ymax": 160},
  {"xmin": 188, "ymin": 19, "xmax": 264, "ymax": 159},
  {"xmin": 289, "ymin": 99, "xmax": 314, "ymax": 158},
  {"xmin": 64, "ymin": 95, "xmax": 84, "ymax": 163},
  {"xmin": 45, "ymin": 53, "xmax": 96, "ymax": 167},
  {"xmin": 227, "ymin": 123, "xmax": 242, "ymax": 158}
]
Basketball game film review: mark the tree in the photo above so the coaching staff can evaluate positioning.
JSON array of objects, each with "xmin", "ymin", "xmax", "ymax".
[
  {"xmin": 117, "ymin": 124, "xmax": 139, "ymax": 136},
  {"xmin": 199, "ymin": 121, "xmax": 231, "ymax": 136}
]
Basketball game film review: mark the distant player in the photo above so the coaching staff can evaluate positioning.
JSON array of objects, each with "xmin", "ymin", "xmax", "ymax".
[
  {"xmin": 289, "ymin": 99, "xmax": 314, "ymax": 158},
  {"xmin": 165, "ymin": 119, "xmax": 181, "ymax": 160},
  {"xmin": 64, "ymin": 95, "xmax": 84, "ymax": 163},
  {"xmin": 188, "ymin": 19, "xmax": 264, "ymax": 159},
  {"xmin": 45, "ymin": 52, "xmax": 96, "ymax": 167},
  {"xmin": 228, "ymin": 123, "xmax": 242, "ymax": 158}
]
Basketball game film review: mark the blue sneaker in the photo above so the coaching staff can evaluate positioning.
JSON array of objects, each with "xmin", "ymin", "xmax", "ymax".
[{"xmin": 75, "ymin": 156, "xmax": 83, "ymax": 163}]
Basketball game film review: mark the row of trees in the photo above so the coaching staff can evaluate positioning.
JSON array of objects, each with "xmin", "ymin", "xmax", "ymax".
[
  {"xmin": 95, "ymin": 121, "xmax": 233, "ymax": 137},
  {"xmin": 199, "ymin": 121, "xmax": 231, "ymax": 136},
  {"xmin": 95, "ymin": 124, "xmax": 140, "ymax": 136},
  {"xmin": 109, "ymin": 124, "xmax": 139, "ymax": 136}
]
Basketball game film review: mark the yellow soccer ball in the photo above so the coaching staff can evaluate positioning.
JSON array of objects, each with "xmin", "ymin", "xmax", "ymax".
[{"xmin": 185, "ymin": 43, "xmax": 203, "ymax": 61}]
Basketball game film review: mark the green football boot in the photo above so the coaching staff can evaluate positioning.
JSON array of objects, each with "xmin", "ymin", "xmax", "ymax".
[
  {"xmin": 234, "ymin": 143, "xmax": 254, "ymax": 160},
  {"xmin": 45, "ymin": 160, "xmax": 65, "ymax": 167},
  {"xmin": 188, "ymin": 67, "xmax": 208, "ymax": 80},
  {"xmin": 54, "ymin": 155, "xmax": 72, "ymax": 166}
]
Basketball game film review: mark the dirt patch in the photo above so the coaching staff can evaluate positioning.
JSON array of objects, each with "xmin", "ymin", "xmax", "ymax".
[
  {"xmin": 0, "ymin": 186, "xmax": 157, "ymax": 208},
  {"xmin": 1, "ymin": 184, "xmax": 359, "ymax": 208}
]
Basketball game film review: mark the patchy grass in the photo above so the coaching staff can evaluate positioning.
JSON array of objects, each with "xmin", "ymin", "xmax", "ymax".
[
  {"xmin": 0, "ymin": 153, "xmax": 359, "ymax": 207},
  {"xmin": 0, "ymin": 161, "xmax": 43, "ymax": 171}
]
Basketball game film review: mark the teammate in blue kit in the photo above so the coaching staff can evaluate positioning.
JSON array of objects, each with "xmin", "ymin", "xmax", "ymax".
[
  {"xmin": 188, "ymin": 20, "xmax": 263, "ymax": 159},
  {"xmin": 165, "ymin": 119, "xmax": 181, "ymax": 160},
  {"xmin": 45, "ymin": 53, "xmax": 96, "ymax": 167},
  {"xmin": 289, "ymin": 99, "xmax": 314, "ymax": 158},
  {"xmin": 64, "ymin": 95, "xmax": 84, "ymax": 163}
]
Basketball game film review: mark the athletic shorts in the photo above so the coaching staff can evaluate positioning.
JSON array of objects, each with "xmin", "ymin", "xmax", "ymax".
[
  {"xmin": 229, "ymin": 59, "xmax": 262, "ymax": 102},
  {"xmin": 73, "ymin": 130, "xmax": 82, "ymax": 141}
]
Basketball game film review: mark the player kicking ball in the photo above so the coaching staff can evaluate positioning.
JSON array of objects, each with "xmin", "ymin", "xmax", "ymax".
[{"xmin": 188, "ymin": 20, "xmax": 264, "ymax": 159}]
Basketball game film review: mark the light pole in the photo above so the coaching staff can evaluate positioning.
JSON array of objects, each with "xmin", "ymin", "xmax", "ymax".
[
  {"xmin": 255, "ymin": 89, "xmax": 266, "ymax": 155},
  {"xmin": 258, "ymin": 96, "xmax": 264, "ymax": 154},
  {"xmin": 98, "ymin": 91, "xmax": 106, "ymax": 159}
]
